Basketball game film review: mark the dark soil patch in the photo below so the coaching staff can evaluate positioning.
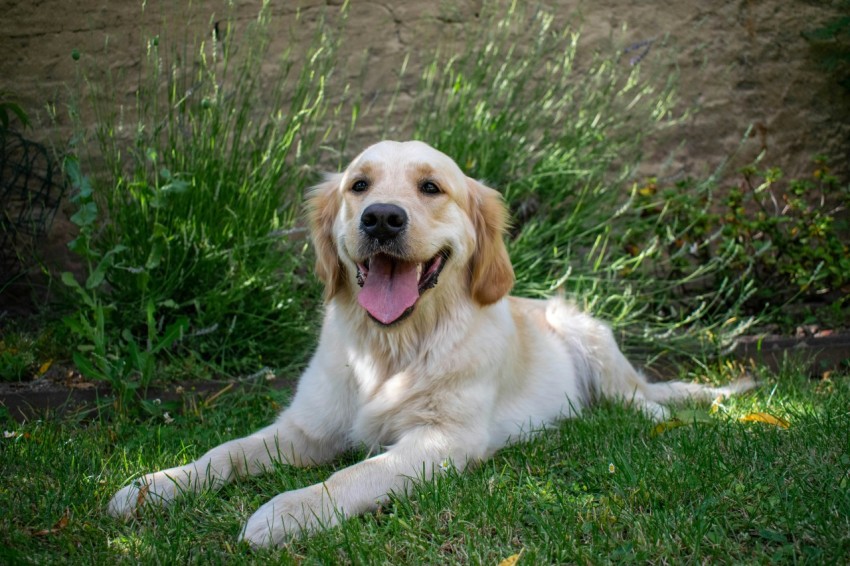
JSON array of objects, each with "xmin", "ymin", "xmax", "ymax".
[
  {"xmin": 1, "ymin": 334, "xmax": 847, "ymax": 424},
  {"xmin": 0, "ymin": 364, "xmax": 297, "ymax": 423},
  {"xmin": 732, "ymin": 330, "xmax": 850, "ymax": 375}
]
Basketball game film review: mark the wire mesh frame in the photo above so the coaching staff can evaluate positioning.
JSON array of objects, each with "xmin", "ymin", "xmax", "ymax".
[{"xmin": 1, "ymin": 130, "xmax": 68, "ymax": 283}]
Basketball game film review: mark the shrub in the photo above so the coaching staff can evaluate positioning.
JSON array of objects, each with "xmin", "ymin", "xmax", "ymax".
[
  {"xmin": 62, "ymin": 2, "xmax": 354, "ymax": 394},
  {"xmin": 405, "ymin": 1, "xmax": 756, "ymax": 363},
  {"xmin": 625, "ymin": 157, "xmax": 850, "ymax": 328}
]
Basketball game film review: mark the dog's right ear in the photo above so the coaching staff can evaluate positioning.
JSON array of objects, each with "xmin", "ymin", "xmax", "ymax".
[{"xmin": 307, "ymin": 173, "xmax": 345, "ymax": 301}]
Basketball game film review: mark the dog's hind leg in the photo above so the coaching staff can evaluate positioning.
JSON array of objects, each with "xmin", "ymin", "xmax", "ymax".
[{"xmin": 544, "ymin": 297, "xmax": 755, "ymax": 421}]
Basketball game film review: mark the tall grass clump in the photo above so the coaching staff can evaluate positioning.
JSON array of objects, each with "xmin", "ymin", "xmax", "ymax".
[
  {"xmin": 62, "ymin": 2, "xmax": 353, "ymax": 393},
  {"xmin": 407, "ymin": 1, "xmax": 756, "ymax": 365}
]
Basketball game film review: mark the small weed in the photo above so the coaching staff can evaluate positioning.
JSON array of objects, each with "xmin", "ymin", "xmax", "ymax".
[
  {"xmin": 0, "ymin": 322, "xmax": 62, "ymax": 382},
  {"xmin": 625, "ymin": 155, "xmax": 850, "ymax": 328},
  {"xmin": 0, "ymin": 343, "xmax": 35, "ymax": 382}
]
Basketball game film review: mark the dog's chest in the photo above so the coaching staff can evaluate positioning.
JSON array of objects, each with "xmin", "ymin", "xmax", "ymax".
[{"xmin": 347, "ymin": 362, "xmax": 430, "ymax": 449}]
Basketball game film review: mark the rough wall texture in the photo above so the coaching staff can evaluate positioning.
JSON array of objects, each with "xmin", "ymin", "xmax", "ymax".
[
  {"xmin": 2, "ymin": 0, "xmax": 848, "ymax": 301},
  {"xmin": 4, "ymin": 1, "xmax": 848, "ymax": 173}
]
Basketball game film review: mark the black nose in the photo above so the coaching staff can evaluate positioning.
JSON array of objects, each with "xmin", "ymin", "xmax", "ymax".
[{"xmin": 360, "ymin": 203, "xmax": 408, "ymax": 241}]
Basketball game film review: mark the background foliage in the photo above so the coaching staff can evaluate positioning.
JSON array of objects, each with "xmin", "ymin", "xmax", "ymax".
[{"xmin": 16, "ymin": 0, "xmax": 841, "ymax": 409}]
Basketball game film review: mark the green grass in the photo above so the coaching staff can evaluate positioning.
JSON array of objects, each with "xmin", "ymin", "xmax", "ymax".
[{"xmin": 2, "ymin": 367, "xmax": 848, "ymax": 564}]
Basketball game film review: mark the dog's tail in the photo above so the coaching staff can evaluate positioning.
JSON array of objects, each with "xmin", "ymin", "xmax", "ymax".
[
  {"xmin": 642, "ymin": 374, "xmax": 757, "ymax": 404},
  {"xmin": 544, "ymin": 297, "xmax": 756, "ymax": 421}
]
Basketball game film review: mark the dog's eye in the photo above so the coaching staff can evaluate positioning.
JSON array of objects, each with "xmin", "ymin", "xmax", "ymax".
[
  {"xmin": 351, "ymin": 180, "xmax": 369, "ymax": 193},
  {"xmin": 420, "ymin": 180, "xmax": 441, "ymax": 195}
]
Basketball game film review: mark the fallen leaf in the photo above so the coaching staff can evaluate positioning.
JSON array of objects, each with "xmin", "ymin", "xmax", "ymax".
[
  {"xmin": 739, "ymin": 412, "xmax": 790, "ymax": 429},
  {"xmin": 651, "ymin": 408, "xmax": 714, "ymax": 436},
  {"xmin": 637, "ymin": 183, "xmax": 656, "ymax": 197},
  {"xmin": 652, "ymin": 419, "xmax": 684, "ymax": 436},
  {"xmin": 136, "ymin": 482, "xmax": 150, "ymax": 510},
  {"xmin": 38, "ymin": 359, "xmax": 53, "ymax": 375},
  {"xmin": 499, "ymin": 550, "xmax": 524, "ymax": 566},
  {"xmin": 32, "ymin": 508, "xmax": 70, "ymax": 536}
]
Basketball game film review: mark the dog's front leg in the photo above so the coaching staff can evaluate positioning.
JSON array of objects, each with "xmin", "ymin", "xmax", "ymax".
[
  {"xmin": 108, "ymin": 361, "xmax": 355, "ymax": 520},
  {"xmin": 239, "ymin": 424, "xmax": 490, "ymax": 548}
]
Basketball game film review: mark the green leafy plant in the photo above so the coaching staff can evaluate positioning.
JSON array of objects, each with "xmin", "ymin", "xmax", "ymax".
[
  {"xmin": 62, "ymin": 2, "xmax": 355, "ymax": 393},
  {"xmin": 61, "ymin": 156, "xmax": 189, "ymax": 413},
  {"xmin": 0, "ymin": 91, "xmax": 30, "ymax": 131},
  {"xmin": 61, "ymin": 271, "xmax": 189, "ymax": 415},
  {"xmin": 625, "ymin": 156, "xmax": 850, "ymax": 327},
  {"xmin": 722, "ymin": 158, "xmax": 849, "ymax": 301}
]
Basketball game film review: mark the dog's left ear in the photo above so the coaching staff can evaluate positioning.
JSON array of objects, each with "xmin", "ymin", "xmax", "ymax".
[
  {"xmin": 468, "ymin": 178, "xmax": 515, "ymax": 305},
  {"xmin": 307, "ymin": 173, "xmax": 345, "ymax": 301}
]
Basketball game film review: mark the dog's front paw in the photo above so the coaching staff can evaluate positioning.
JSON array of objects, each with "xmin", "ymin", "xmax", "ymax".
[
  {"xmin": 108, "ymin": 483, "xmax": 144, "ymax": 520},
  {"xmin": 239, "ymin": 484, "xmax": 339, "ymax": 548},
  {"xmin": 107, "ymin": 473, "xmax": 179, "ymax": 520}
]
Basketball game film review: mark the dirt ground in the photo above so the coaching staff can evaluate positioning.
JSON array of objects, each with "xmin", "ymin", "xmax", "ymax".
[{"xmin": 2, "ymin": 330, "xmax": 847, "ymax": 423}]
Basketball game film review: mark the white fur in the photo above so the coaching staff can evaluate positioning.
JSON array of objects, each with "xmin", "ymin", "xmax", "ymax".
[{"xmin": 107, "ymin": 141, "xmax": 752, "ymax": 548}]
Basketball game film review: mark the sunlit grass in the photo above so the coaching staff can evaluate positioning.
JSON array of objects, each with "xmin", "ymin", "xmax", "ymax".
[{"xmin": 1, "ymin": 367, "xmax": 848, "ymax": 563}]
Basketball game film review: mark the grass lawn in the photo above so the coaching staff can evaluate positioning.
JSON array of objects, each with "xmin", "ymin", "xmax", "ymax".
[
  {"xmin": 3, "ymin": 1, "xmax": 847, "ymax": 563},
  {"xmin": 1, "ymin": 366, "xmax": 848, "ymax": 564}
]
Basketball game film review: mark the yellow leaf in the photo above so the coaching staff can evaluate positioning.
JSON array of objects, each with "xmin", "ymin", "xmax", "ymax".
[
  {"xmin": 499, "ymin": 551, "xmax": 523, "ymax": 566},
  {"xmin": 739, "ymin": 412, "xmax": 790, "ymax": 429},
  {"xmin": 709, "ymin": 395, "xmax": 724, "ymax": 414},
  {"xmin": 38, "ymin": 359, "xmax": 53, "ymax": 376},
  {"xmin": 651, "ymin": 419, "xmax": 685, "ymax": 436},
  {"xmin": 637, "ymin": 182, "xmax": 656, "ymax": 197}
]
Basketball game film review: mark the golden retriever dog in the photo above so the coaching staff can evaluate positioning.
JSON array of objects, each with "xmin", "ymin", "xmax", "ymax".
[{"xmin": 108, "ymin": 140, "xmax": 751, "ymax": 547}]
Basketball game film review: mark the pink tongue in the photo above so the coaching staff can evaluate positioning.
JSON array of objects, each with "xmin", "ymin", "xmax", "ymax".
[{"xmin": 358, "ymin": 255, "xmax": 420, "ymax": 324}]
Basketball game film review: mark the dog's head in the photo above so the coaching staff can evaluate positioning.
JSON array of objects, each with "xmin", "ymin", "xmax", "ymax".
[{"xmin": 308, "ymin": 140, "xmax": 514, "ymax": 326}]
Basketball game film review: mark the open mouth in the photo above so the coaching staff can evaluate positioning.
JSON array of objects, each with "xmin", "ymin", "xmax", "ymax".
[{"xmin": 355, "ymin": 250, "xmax": 449, "ymax": 325}]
